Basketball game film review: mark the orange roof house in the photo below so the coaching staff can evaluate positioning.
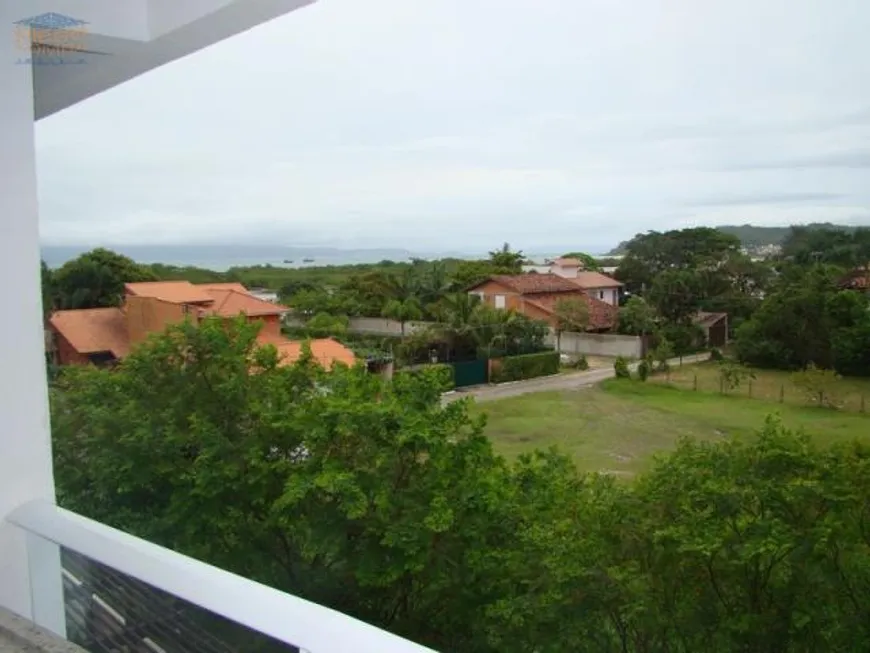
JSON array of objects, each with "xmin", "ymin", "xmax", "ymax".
[
  {"xmin": 467, "ymin": 273, "xmax": 618, "ymax": 331},
  {"xmin": 49, "ymin": 281, "xmax": 355, "ymax": 370}
]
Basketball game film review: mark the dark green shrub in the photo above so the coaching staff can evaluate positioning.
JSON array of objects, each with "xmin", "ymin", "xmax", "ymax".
[
  {"xmin": 491, "ymin": 351, "xmax": 560, "ymax": 383},
  {"xmin": 637, "ymin": 359, "xmax": 650, "ymax": 382},
  {"xmin": 614, "ymin": 356, "xmax": 631, "ymax": 379},
  {"xmin": 394, "ymin": 363, "xmax": 455, "ymax": 392},
  {"xmin": 569, "ymin": 354, "xmax": 589, "ymax": 371},
  {"xmin": 710, "ymin": 347, "xmax": 724, "ymax": 361}
]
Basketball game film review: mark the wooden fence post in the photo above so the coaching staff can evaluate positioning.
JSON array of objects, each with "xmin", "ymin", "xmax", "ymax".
[
  {"xmin": 779, "ymin": 384, "xmax": 784, "ymax": 404},
  {"xmin": 862, "ymin": 394, "xmax": 866, "ymax": 414},
  {"xmin": 693, "ymin": 374, "xmax": 698, "ymax": 391},
  {"xmin": 748, "ymin": 381, "xmax": 753, "ymax": 398}
]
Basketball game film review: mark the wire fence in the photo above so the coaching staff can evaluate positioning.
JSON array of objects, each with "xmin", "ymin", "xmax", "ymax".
[{"xmin": 651, "ymin": 367, "xmax": 869, "ymax": 414}]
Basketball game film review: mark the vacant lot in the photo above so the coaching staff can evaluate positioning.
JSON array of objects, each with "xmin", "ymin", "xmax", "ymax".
[
  {"xmin": 478, "ymin": 379, "xmax": 870, "ymax": 477},
  {"xmin": 652, "ymin": 361, "xmax": 870, "ymax": 413}
]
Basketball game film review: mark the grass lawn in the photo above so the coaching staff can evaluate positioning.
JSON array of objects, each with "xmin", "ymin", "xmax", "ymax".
[
  {"xmin": 477, "ymin": 378, "xmax": 870, "ymax": 478},
  {"xmin": 652, "ymin": 361, "xmax": 870, "ymax": 413}
]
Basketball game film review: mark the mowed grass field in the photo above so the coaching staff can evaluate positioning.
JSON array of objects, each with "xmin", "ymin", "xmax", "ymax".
[
  {"xmin": 653, "ymin": 361, "xmax": 870, "ymax": 412},
  {"xmin": 477, "ymin": 375, "xmax": 870, "ymax": 478}
]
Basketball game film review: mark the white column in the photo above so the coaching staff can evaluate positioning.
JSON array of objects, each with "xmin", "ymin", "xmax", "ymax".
[{"xmin": 0, "ymin": 11, "xmax": 65, "ymax": 637}]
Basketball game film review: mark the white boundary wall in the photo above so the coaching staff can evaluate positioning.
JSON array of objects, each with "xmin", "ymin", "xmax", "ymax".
[{"xmin": 285, "ymin": 316, "xmax": 642, "ymax": 358}]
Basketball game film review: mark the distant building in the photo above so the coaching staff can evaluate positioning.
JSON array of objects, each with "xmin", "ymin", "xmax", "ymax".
[
  {"xmin": 520, "ymin": 258, "xmax": 624, "ymax": 305},
  {"xmin": 467, "ymin": 273, "xmax": 618, "ymax": 331}
]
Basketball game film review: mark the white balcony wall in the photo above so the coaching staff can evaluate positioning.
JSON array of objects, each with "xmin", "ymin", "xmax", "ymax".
[{"xmin": 0, "ymin": 13, "xmax": 65, "ymax": 635}]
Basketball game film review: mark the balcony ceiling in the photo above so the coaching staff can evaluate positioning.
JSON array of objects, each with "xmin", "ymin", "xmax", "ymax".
[{"xmin": 21, "ymin": 0, "xmax": 315, "ymax": 119}]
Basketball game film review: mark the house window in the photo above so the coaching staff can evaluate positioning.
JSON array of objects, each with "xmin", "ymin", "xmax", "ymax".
[
  {"xmin": 495, "ymin": 294, "xmax": 506, "ymax": 309},
  {"xmin": 598, "ymin": 290, "xmax": 605, "ymax": 300}
]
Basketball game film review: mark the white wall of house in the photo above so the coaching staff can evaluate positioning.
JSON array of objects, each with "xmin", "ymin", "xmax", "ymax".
[
  {"xmin": 585, "ymin": 287, "xmax": 620, "ymax": 306},
  {"xmin": 549, "ymin": 264, "xmax": 580, "ymax": 279},
  {"xmin": 545, "ymin": 330, "xmax": 643, "ymax": 358},
  {"xmin": 0, "ymin": 16, "xmax": 64, "ymax": 633}
]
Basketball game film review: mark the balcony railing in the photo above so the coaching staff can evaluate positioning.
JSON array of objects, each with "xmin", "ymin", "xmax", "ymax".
[{"xmin": 6, "ymin": 500, "xmax": 437, "ymax": 653}]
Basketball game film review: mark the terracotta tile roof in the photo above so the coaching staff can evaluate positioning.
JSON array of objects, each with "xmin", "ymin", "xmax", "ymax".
[
  {"xmin": 197, "ymin": 282, "xmax": 250, "ymax": 294},
  {"xmin": 258, "ymin": 334, "xmax": 356, "ymax": 368},
  {"xmin": 125, "ymin": 281, "xmax": 213, "ymax": 304},
  {"xmin": 483, "ymin": 273, "xmax": 583, "ymax": 294},
  {"xmin": 199, "ymin": 289, "xmax": 287, "ymax": 318},
  {"xmin": 525, "ymin": 293, "xmax": 617, "ymax": 331},
  {"xmin": 840, "ymin": 267, "xmax": 870, "ymax": 290},
  {"xmin": 49, "ymin": 308, "xmax": 130, "ymax": 357},
  {"xmin": 570, "ymin": 271, "xmax": 624, "ymax": 289}
]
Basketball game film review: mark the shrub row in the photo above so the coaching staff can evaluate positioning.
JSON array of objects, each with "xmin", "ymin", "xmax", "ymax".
[
  {"xmin": 491, "ymin": 351, "xmax": 560, "ymax": 383},
  {"xmin": 394, "ymin": 363, "xmax": 455, "ymax": 392}
]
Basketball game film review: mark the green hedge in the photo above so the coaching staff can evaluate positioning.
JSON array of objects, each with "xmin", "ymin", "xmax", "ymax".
[
  {"xmin": 394, "ymin": 363, "xmax": 455, "ymax": 392},
  {"xmin": 491, "ymin": 351, "xmax": 560, "ymax": 383}
]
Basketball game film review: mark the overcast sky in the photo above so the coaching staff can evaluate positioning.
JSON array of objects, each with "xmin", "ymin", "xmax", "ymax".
[{"xmin": 35, "ymin": 0, "xmax": 870, "ymax": 254}]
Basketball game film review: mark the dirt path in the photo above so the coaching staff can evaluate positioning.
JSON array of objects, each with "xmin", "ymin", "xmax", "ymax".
[{"xmin": 442, "ymin": 353, "xmax": 711, "ymax": 405}]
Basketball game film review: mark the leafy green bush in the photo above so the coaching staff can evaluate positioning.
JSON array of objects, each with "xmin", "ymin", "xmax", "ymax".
[
  {"xmin": 637, "ymin": 359, "xmax": 650, "ymax": 382},
  {"xmin": 491, "ymin": 351, "xmax": 560, "ymax": 383},
  {"xmin": 568, "ymin": 354, "xmax": 589, "ymax": 371},
  {"xmin": 710, "ymin": 347, "xmax": 724, "ymax": 361},
  {"xmin": 614, "ymin": 356, "xmax": 631, "ymax": 379},
  {"xmin": 394, "ymin": 363, "xmax": 455, "ymax": 392}
]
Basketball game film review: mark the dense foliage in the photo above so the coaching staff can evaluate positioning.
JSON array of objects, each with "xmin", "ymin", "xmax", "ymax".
[
  {"xmin": 489, "ymin": 350, "xmax": 560, "ymax": 383},
  {"xmin": 47, "ymin": 248, "xmax": 157, "ymax": 310},
  {"xmin": 51, "ymin": 320, "xmax": 870, "ymax": 651},
  {"xmin": 735, "ymin": 264, "xmax": 870, "ymax": 375}
]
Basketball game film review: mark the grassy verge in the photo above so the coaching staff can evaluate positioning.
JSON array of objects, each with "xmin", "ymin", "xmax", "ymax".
[
  {"xmin": 651, "ymin": 361, "xmax": 870, "ymax": 413},
  {"xmin": 478, "ymin": 378, "xmax": 870, "ymax": 477}
]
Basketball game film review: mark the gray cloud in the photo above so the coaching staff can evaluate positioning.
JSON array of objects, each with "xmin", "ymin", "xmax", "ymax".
[{"xmin": 35, "ymin": 0, "xmax": 870, "ymax": 253}]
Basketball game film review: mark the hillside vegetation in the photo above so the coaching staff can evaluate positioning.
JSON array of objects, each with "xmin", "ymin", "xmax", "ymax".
[{"xmin": 608, "ymin": 222, "xmax": 863, "ymax": 254}]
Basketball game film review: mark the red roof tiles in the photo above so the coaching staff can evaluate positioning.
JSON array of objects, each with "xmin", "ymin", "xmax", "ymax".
[
  {"xmin": 525, "ymin": 293, "xmax": 617, "ymax": 331},
  {"xmin": 570, "ymin": 271, "xmax": 623, "ymax": 289},
  {"xmin": 483, "ymin": 273, "xmax": 583, "ymax": 294},
  {"xmin": 125, "ymin": 281, "xmax": 213, "ymax": 304},
  {"xmin": 198, "ymin": 289, "xmax": 287, "ymax": 318},
  {"xmin": 49, "ymin": 308, "xmax": 130, "ymax": 357},
  {"xmin": 258, "ymin": 334, "xmax": 356, "ymax": 368}
]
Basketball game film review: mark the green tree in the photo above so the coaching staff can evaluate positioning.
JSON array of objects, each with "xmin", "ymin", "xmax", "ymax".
[
  {"xmin": 717, "ymin": 360, "xmax": 755, "ymax": 393},
  {"xmin": 52, "ymin": 248, "xmax": 158, "ymax": 309},
  {"xmin": 616, "ymin": 227, "xmax": 742, "ymax": 293},
  {"xmin": 51, "ymin": 317, "xmax": 513, "ymax": 651},
  {"xmin": 553, "ymin": 297, "xmax": 590, "ymax": 350},
  {"xmin": 617, "ymin": 296, "xmax": 657, "ymax": 335},
  {"xmin": 735, "ymin": 265, "xmax": 866, "ymax": 371},
  {"xmin": 781, "ymin": 225, "xmax": 870, "ymax": 268},
  {"xmin": 487, "ymin": 242, "xmax": 525, "ymax": 273},
  {"xmin": 648, "ymin": 268, "xmax": 703, "ymax": 324},
  {"xmin": 381, "ymin": 297, "xmax": 423, "ymax": 337},
  {"xmin": 791, "ymin": 364, "xmax": 842, "ymax": 408},
  {"xmin": 560, "ymin": 252, "xmax": 602, "ymax": 271}
]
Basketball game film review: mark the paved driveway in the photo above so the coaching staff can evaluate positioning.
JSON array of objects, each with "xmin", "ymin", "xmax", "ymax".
[{"xmin": 442, "ymin": 353, "xmax": 711, "ymax": 405}]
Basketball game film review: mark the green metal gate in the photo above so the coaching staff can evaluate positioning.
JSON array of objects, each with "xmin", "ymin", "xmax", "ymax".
[{"xmin": 452, "ymin": 359, "xmax": 488, "ymax": 388}]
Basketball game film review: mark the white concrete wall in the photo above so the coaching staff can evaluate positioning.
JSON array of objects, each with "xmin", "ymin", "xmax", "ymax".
[
  {"xmin": 0, "ymin": 15, "xmax": 64, "ymax": 635},
  {"xmin": 546, "ymin": 330, "xmax": 642, "ymax": 358},
  {"xmin": 348, "ymin": 318, "xmax": 429, "ymax": 336},
  {"xmin": 586, "ymin": 288, "xmax": 619, "ymax": 306}
]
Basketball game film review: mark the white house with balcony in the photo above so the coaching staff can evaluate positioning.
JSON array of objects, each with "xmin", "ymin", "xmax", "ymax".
[{"xmin": 0, "ymin": 2, "xmax": 434, "ymax": 651}]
